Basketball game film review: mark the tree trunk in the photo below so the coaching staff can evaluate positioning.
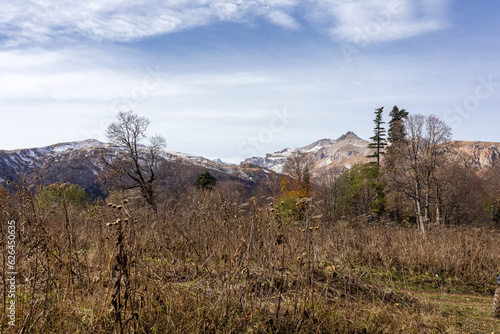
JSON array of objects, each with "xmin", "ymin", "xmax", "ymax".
[
  {"xmin": 436, "ymin": 186, "xmax": 442, "ymax": 225},
  {"xmin": 424, "ymin": 193, "xmax": 430, "ymax": 223},
  {"xmin": 415, "ymin": 181, "xmax": 426, "ymax": 240},
  {"xmin": 142, "ymin": 184, "xmax": 157, "ymax": 213}
]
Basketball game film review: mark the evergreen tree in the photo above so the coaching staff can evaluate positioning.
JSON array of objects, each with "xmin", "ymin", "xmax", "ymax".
[
  {"xmin": 367, "ymin": 107, "xmax": 387, "ymax": 165},
  {"xmin": 387, "ymin": 105, "xmax": 409, "ymax": 144},
  {"xmin": 194, "ymin": 171, "xmax": 217, "ymax": 190}
]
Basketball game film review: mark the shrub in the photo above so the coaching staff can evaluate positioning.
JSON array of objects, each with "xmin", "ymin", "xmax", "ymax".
[
  {"xmin": 37, "ymin": 182, "xmax": 90, "ymax": 210},
  {"xmin": 194, "ymin": 170, "xmax": 217, "ymax": 190}
]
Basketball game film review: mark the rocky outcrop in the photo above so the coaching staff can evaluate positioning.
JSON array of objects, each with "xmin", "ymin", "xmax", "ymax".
[
  {"xmin": 241, "ymin": 135, "xmax": 500, "ymax": 176},
  {"xmin": 241, "ymin": 131, "xmax": 372, "ymax": 174},
  {"xmin": 448, "ymin": 141, "xmax": 500, "ymax": 169}
]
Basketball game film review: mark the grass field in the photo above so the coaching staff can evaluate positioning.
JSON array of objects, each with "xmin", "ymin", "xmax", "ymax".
[{"xmin": 1, "ymin": 189, "xmax": 500, "ymax": 333}]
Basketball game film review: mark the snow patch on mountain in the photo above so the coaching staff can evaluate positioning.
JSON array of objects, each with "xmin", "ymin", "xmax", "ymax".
[
  {"xmin": 242, "ymin": 131, "xmax": 372, "ymax": 174},
  {"xmin": 0, "ymin": 139, "xmax": 259, "ymax": 183}
]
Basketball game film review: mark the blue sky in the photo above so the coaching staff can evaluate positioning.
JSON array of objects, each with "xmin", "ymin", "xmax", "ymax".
[{"xmin": 1, "ymin": 0, "xmax": 499, "ymax": 163}]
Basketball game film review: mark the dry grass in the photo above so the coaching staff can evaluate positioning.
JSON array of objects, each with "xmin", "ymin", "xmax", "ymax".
[{"xmin": 1, "ymin": 187, "xmax": 499, "ymax": 333}]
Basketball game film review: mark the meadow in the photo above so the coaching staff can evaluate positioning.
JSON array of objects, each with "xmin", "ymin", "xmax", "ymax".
[{"xmin": 1, "ymin": 183, "xmax": 499, "ymax": 333}]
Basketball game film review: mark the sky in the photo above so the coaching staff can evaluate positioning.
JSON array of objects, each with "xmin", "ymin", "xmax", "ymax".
[{"xmin": 1, "ymin": 0, "xmax": 499, "ymax": 163}]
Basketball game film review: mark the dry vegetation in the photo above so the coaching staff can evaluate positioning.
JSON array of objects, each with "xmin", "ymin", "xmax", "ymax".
[
  {"xmin": 1, "ymin": 182, "xmax": 500, "ymax": 333},
  {"xmin": 1, "ymin": 109, "xmax": 499, "ymax": 333}
]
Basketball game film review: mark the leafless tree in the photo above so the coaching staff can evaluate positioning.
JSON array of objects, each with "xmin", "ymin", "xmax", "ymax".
[
  {"xmin": 282, "ymin": 150, "xmax": 314, "ymax": 195},
  {"xmin": 314, "ymin": 165, "xmax": 351, "ymax": 222},
  {"xmin": 384, "ymin": 114, "xmax": 451, "ymax": 239},
  {"xmin": 483, "ymin": 161, "xmax": 500, "ymax": 222},
  {"xmin": 103, "ymin": 111, "xmax": 166, "ymax": 212}
]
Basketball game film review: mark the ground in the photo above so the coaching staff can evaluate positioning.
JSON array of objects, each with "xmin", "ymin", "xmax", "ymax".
[{"xmin": 415, "ymin": 291, "xmax": 500, "ymax": 333}]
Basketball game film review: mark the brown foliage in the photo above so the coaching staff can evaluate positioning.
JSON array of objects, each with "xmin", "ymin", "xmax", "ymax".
[{"xmin": 2, "ymin": 180, "xmax": 500, "ymax": 332}]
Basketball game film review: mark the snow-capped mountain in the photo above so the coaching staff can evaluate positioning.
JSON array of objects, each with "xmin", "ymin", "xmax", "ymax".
[
  {"xmin": 243, "ymin": 131, "xmax": 372, "ymax": 174},
  {"xmin": 0, "ymin": 139, "xmax": 273, "ymax": 197},
  {"xmin": 0, "ymin": 139, "xmax": 239, "ymax": 177},
  {"xmin": 242, "ymin": 131, "xmax": 500, "ymax": 175},
  {"xmin": 1, "ymin": 135, "xmax": 499, "ymax": 199}
]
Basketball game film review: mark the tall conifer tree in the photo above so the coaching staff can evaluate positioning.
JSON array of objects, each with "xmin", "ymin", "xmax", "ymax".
[
  {"xmin": 387, "ymin": 105, "xmax": 409, "ymax": 144},
  {"xmin": 367, "ymin": 107, "xmax": 387, "ymax": 165}
]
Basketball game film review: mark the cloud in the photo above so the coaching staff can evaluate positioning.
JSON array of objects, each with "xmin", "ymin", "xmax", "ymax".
[
  {"xmin": 0, "ymin": 46, "xmax": 282, "ymax": 110},
  {"xmin": 0, "ymin": 0, "xmax": 298, "ymax": 46},
  {"xmin": 307, "ymin": 0, "xmax": 450, "ymax": 44},
  {"xmin": 0, "ymin": 0, "xmax": 449, "ymax": 46},
  {"xmin": 267, "ymin": 11, "xmax": 301, "ymax": 30},
  {"xmin": 0, "ymin": 48, "xmax": 134, "ymax": 100}
]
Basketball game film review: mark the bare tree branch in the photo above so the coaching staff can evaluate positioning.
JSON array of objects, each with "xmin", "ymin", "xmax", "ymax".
[{"xmin": 103, "ymin": 111, "xmax": 166, "ymax": 212}]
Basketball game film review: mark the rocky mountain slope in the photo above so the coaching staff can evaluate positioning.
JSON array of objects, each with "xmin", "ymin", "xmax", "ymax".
[
  {"xmin": 1, "ymin": 135, "xmax": 498, "ymax": 198},
  {"xmin": 0, "ymin": 139, "xmax": 274, "ymax": 198},
  {"xmin": 447, "ymin": 140, "xmax": 500, "ymax": 169},
  {"xmin": 243, "ymin": 131, "xmax": 372, "ymax": 174},
  {"xmin": 242, "ymin": 132, "xmax": 500, "ymax": 176}
]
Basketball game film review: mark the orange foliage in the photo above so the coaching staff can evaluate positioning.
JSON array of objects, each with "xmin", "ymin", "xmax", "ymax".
[{"xmin": 280, "ymin": 176, "xmax": 309, "ymax": 198}]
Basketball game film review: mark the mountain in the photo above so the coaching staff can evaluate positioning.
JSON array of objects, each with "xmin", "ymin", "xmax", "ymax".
[
  {"xmin": 447, "ymin": 140, "xmax": 500, "ymax": 169},
  {"xmin": 242, "ymin": 132, "xmax": 500, "ymax": 175},
  {"xmin": 242, "ymin": 131, "xmax": 372, "ymax": 174},
  {"xmin": 1, "ymin": 135, "xmax": 499, "ymax": 199},
  {"xmin": 0, "ymin": 139, "xmax": 276, "ymax": 198}
]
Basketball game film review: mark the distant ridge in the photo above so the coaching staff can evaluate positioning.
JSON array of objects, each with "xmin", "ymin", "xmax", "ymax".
[
  {"xmin": 242, "ymin": 131, "xmax": 371, "ymax": 174},
  {"xmin": 1, "ymin": 135, "xmax": 499, "ymax": 196},
  {"xmin": 0, "ymin": 139, "xmax": 278, "ymax": 198}
]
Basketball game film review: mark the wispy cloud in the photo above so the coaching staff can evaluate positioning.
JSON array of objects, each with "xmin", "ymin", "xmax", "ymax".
[
  {"xmin": 0, "ymin": 0, "xmax": 470, "ymax": 159},
  {"xmin": 267, "ymin": 11, "xmax": 301, "ymax": 30},
  {"xmin": 0, "ymin": 0, "xmax": 298, "ymax": 46},
  {"xmin": 307, "ymin": 0, "xmax": 450, "ymax": 44},
  {"xmin": 0, "ymin": 46, "xmax": 280, "ymax": 101},
  {"xmin": 0, "ymin": 0, "xmax": 449, "ymax": 46}
]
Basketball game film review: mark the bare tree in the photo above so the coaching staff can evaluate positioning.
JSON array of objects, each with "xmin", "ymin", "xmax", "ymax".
[
  {"xmin": 315, "ymin": 166, "xmax": 344, "ymax": 222},
  {"xmin": 282, "ymin": 150, "xmax": 314, "ymax": 195},
  {"xmin": 103, "ymin": 111, "xmax": 166, "ymax": 212},
  {"xmin": 384, "ymin": 114, "xmax": 451, "ymax": 239},
  {"xmin": 483, "ymin": 161, "xmax": 500, "ymax": 222}
]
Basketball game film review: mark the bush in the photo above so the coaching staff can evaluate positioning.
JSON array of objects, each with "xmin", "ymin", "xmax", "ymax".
[
  {"xmin": 37, "ymin": 182, "xmax": 90, "ymax": 210},
  {"xmin": 194, "ymin": 171, "xmax": 217, "ymax": 190}
]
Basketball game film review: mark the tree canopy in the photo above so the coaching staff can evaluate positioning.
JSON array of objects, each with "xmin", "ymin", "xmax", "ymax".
[
  {"xmin": 194, "ymin": 171, "xmax": 217, "ymax": 190},
  {"xmin": 104, "ymin": 111, "xmax": 166, "ymax": 212}
]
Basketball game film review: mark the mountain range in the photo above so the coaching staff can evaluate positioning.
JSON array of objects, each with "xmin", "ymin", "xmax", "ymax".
[
  {"xmin": 0, "ymin": 138, "xmax": 272, "ymax": 198},
  {"xmin": 244, "ymin": 132, "xmax": 500, "ymax": 174},
  {"xmin": 1, "ymin": 132, "xmax": 499, "ymax": 197},
  {"xmin": 242, "ymin": 131, "xmax": 371, "ymax": 174}
]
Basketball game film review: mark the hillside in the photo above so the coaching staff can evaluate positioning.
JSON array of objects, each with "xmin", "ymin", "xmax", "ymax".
[
  {"xmin": 0, "ymin": 139, "xmax": 276, "ymax": 198},
  {"xmin": 243, "ymin": 133, "xmax": 500, "ymax": 176},
  {"xmin": 242, "ymin": 131, "xmax": 372, "ymax": 174},
  {"xmin": 1, "ymin": 135, "xmax": 499, "ymax": 198},
  {"xmin": 447, "ymin": 140, "xmax": 500, "ymax": 169}
]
